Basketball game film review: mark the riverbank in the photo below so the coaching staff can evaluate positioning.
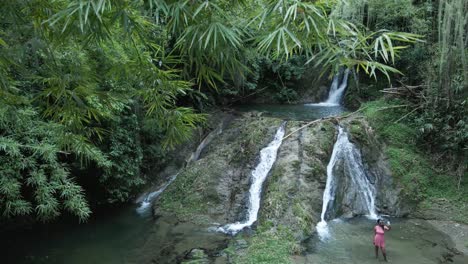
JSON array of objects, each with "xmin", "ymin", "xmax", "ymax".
[
  {"xmin": 359, "ymin": 100, "xmax": 468, "ymax": 224},
  {"xmin": 296, "ymin": 217, "xmax": 468, "ymax": 264},
  {"xmin": 429, "ymin": 220, "xmax": 468, "ymax": 255}
]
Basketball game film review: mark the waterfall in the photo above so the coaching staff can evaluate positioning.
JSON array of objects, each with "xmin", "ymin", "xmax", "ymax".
[
  {"xmin": 316, "ymin": 127, "xmax": 377, "ymax": 240},
  {"xmin": 307, "ymin": 68, "xmax": 350, "ymax": 107},
  {"xmin": 324, "ymin": 69, "xmax": 350, "ymax": 105},
  {"xmin": 218, "ymin": 123, "xmax": 286, "ymax": 235},
  {"xmin": 325, "ymin": 73, "xmax": 341, "ymax": 104}
]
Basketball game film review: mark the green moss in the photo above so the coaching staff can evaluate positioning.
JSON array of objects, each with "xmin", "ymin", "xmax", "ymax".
[
  {"xmin": 231, "ymin": 118, "xmax": 282, "ymax": 165},
  {"xmin": 262, "ymin": 167, "xmax": 288, "ymax": 219},
  {"xmin": 182, "ymin": 259, "xmax": 207, "ymax": 264},
  {"xmin": 158, "ymin": 166, "xmax": 209, "ymax": 219},
  {"xmin": 304, "ymin": 162, "xmax": 325, "ymax": 181},
  {"xmin": 303, "ymin": 123, "xmax": 335, "ymax": 163},
  {"xmin": 385, "ymin": 147, "xmax": 432, "ymax": 201},
  {"xmin": 303, "ymin": 144, "xmax": 316, "ymax": 158},
  {"xmin": 348, "ymin": 121, "xmax": 367, "ymax": 145},
  {"xmin": 181, "ymin": 249, "xmax": 209, "ymax": 264},
  {"xmin": 292, "ymin": 202, "xmax": 314, "ymax": 234},
  {"xmin": 233, "ymin": 224, "xmax": 297, "ymax": 264},
  {"xmin": 359, "ymin": 99, "xmax": 468, "ymax": 223},
  {"xmin": 291, "ymin": 160, "xmax": 301, "ymax": 171},
  {"xmin": 318, "ymin": 121, "xmax": 336, "ymax": 151}
]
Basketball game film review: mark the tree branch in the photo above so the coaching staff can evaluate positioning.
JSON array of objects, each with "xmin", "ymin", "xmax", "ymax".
[{"xmin": 282, "ymin": 106, "xmax": 369, "ymax": 140}]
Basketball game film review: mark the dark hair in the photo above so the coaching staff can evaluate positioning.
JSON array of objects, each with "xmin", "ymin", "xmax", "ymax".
[{"xmin": 377, "ymin": 219, "xmax": 382, "ymax": 224}]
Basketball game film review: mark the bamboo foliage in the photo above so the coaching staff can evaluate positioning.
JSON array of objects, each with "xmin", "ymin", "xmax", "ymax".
[
  {"xmin": 0, "ymin": 0, "xmax": 427, "ymax": 221},
  {"xmin": 0, "ymin": 105, "xmax": 93, "ymax": 221},
  {"xmin": 0, "ymin": 0, "xmax": 207, "ymax": 220},
  {"xmin": 251, "ymin": 0, "xmax": 421, "ymax": 80},
  {"xmin": 45, "ymin": 0, "xmax": 422, "ymax": 88}
]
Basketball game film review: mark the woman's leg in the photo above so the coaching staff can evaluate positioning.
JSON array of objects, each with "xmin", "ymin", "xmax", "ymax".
[
  {"xmin": 381, "ymin": 246, "xmax": 387, "ymax": 262},
  {"xmin": 375, "ymin": 245, "xmax": 379, "ymax": 258}
]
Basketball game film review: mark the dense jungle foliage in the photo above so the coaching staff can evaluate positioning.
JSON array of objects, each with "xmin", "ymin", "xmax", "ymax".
[{"xmin": 0, "ymin": 0, "xmax": 465, "ymax": 223}]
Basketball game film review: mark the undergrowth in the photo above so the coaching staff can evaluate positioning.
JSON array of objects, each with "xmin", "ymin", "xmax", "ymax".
[{"xmin": 361, "ymin": 99, "xmax": 468, "ymax": 223}]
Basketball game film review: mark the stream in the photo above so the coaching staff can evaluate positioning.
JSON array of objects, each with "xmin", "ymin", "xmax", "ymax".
[
  {"xmin": 1, "ymin": 76, "xmax": 466, "ymax": 263},
  {"xmin": 236, "ymin": 104, "xmax": 345, "ymax": 121},
  {"xmin": 299, "ymin": 217, "xmax": 468, "ymax": 264}
]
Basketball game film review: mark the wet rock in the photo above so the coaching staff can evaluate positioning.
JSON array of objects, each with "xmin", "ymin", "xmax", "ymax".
[
  {"xmin": 235, "ymin": 239, "xmax": 248, "ymax": 250},
  {"xmin": 142, "ymin": 112, "xmax": 420, "ymax": 262},
  {"xmin": 138, "ymin": 114, "xmax": 283, "ymax": 262},
  {"xmin": 428, "ymin": 220, "xmax": 468, "ymax": 255},
  {"xmin": 260, "ymin": 120, "xmax": 336, "ymax": 240},
  {"xmin": 341, "ymin": 117, "xmax": 411, "ymax": 217},
  {"xmin": 183, "ymin": 248, "xmax": 210, "ymax": 264},
  {"xmin": 136, "ymin": 112, "xmax": 234, "ymax": 205}
]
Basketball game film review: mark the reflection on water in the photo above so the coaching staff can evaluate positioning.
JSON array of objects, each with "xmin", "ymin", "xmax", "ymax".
[
  {"xmin": 1, "ymin": 206, "xmax": 153, "ymax": 264},
  {"xmin": 235, "ymin": 104, "xmax": 346, "ymax": 120}
]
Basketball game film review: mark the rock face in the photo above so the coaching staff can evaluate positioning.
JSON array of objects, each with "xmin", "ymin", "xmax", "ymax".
[
  {"xmin": 342, "ymin": 117, "xmax": 410, "ymax": 217},
  {"xmin": 154, "ymin": 113, "xmax": 283, "ymax": 224},
  {"xmin": 136, "ymin": 113, "xmax": 411, "ymax": 263},
  {"xmin": 136, "ymin": 112, "xmax": 234, "ymax": 205},
  {"xmin": 259, "ymin": 120, "xmax": 337, "ymax": 240},
  {"xmin": 136, "ymin": 113, "xmax": 283, "ymax": 263},
  {"xmin": 259, "ymin": 116, "xmax": 410, "ymax": 241}
]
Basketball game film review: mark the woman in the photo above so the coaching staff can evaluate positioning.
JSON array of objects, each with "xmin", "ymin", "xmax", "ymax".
[{"xmin": 374, "ymin": 219, "xmax": 391, "ymax": 261}]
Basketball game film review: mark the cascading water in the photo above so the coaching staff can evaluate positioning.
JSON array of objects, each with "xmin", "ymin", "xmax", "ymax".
[
  {"xmin": 218, "ymin": 123, "xmax": 286, "ymax": 235},
  {"xmin": 324, "ymin": 69, "xmax": 350, "ymax": 105},
  {"xmin": 324, "ymin": 73, "xmax": 341, "ymax": 104},
  {"xmin": 136, "ymin": 174, "xmax": 178, "ymax": 215},
  {"xmin": 316, "ymin": 126, "xmax": 377, "ymax": 240},
  {"xmin": 307, "ymin": 68, "xmax": 350, "ymax": 107}
]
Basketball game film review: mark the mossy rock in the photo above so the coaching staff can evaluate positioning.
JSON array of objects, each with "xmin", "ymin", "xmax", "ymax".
[{"xmin": 155, "ymin": 114, "xmax": 284, "ymax": 224}]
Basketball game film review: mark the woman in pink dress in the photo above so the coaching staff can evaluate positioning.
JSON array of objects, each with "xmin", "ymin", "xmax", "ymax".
[{"xmin": 374, "ymin": 219, "xmax": 391, "ymax": 261}]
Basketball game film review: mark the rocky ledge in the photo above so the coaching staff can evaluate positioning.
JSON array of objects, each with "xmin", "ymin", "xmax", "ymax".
[{"xmin": 134, "ymin": 112, "xmax": 462, "ymax": 263}]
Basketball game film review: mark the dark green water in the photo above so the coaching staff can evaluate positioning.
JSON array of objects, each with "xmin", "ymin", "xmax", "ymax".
[
  {"xmin": 236, "ymin": 104, "xmax": 346, "ymax": 120},
  {"xmin": 1, "ymin": 206, "xmax": 153, "ymax": 264}
]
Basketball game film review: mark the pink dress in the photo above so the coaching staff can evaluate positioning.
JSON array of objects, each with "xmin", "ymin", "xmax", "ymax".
[{"xmin": 374, "ymin": 225, "xmax": 385, "ymax": 248}]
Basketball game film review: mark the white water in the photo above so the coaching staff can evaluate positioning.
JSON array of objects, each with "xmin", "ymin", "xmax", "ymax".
[
  {"xmin": 316, "ymin": 127, "xmax": 377, "ymax": 240},
  {"xmin": 218, "ymin": 123, "xmax": 286, "ymax": 235},
  {"xmin": 307, "ymin": 68, "xmax": 350, "ymax": 107},
  {"xmin": 324, "ymin": 69, "xmax": 350, "ymax": 105},
  {"xmin": 136, "ymin": 174, "xmax": 178, "ymax": 215}
]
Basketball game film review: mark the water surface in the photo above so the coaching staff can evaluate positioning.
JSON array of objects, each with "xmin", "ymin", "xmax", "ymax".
[
  {"xmin": 300, "ymin": 217, "xmax": 467, "ymax": 264},
  {"xmin": 236, "ymin": 104, "xmax": 346, "ymax": 120},
  {"xmin": 1, "ymin": 206, "xmax": 153, "ymax": 264}
]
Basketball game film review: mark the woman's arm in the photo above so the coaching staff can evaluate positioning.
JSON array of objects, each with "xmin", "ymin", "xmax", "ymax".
[{"xmin": 384, "ymin": 225, "xmax": 391, "ymax": 231}]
